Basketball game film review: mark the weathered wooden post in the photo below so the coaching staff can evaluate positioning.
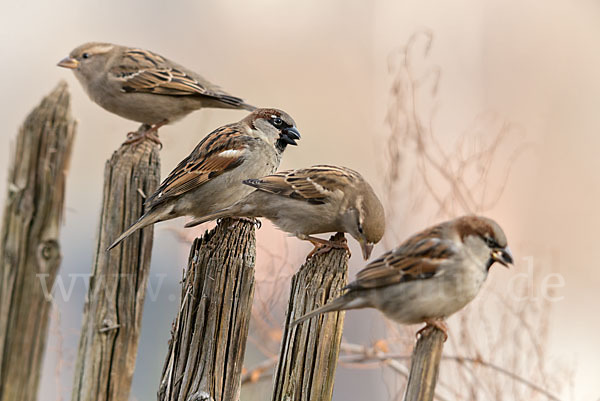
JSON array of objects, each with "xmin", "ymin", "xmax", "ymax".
[
  {"xmin": 271, "ymin": 233, "xmax": 349, "ymax": 401},
  {"xmin": 71, "ymin": 133, "xmax": 160, "ymax": 401},
  {"xmin": 158, "ymin": 219, "xmax": 256, "ymax": 401},
  {"xmin": 0, "ymin": 81, "xmax": 76, "ymax": 401},
  {"xmin": 403, "ymin": 327, "xmax": 445, "ymax": 401}
]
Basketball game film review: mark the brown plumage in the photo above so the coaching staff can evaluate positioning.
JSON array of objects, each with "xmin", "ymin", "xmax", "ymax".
[
  {"xmin": 185, "ymin": 165, "xmax": 386, "ymax": 259},
  {"xmin": 58, "ymin": 42, "xmax": 255, "ymax": 129},
  {"xmin": 107, "ymin": 108, "xmax": 300, "ymax": 250},
  {"xmin": 292, "ymin": 215, "xmax": 513, "ymax": 339}
]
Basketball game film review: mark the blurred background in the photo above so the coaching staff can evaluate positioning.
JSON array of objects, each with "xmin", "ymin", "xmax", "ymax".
[{"xmin": 1, "ymin": 0, "xmax": 599, "ymax": 400}]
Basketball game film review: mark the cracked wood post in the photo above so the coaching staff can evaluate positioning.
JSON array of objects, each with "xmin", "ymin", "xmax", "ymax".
[
  {"xmin": 158, "ymin": 219, "xmax": 256, "ymax": 401},
  {"xmin": 71, "ymin": 133, "xmax": 160, "ymax": 401},
  {"xmin": 403, "ymin": 326, "xmax": 445, "ymax": 401},
  {"xmin": 271, "ymin": 232, "xmax": 349, "ymax": 401},
  {"xmin": 0, "ymin": 81, "xmax": 76, "ymax": 401}
]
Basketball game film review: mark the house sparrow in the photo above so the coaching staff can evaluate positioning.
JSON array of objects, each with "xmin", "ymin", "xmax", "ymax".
[
  {"xmin": 292, "ymin": 215, "xmax": 513, "ymax": 339},
  {"xmin": 107, "ymin": 108, "xmax": 300, "ymax": 250},
  {"xmin": 184, "ymin": 165, "xmax": 385, "ymax": 260},
  {"xmin": 57, "ymin": 42, "xmax": 255, "ymax": 144}
]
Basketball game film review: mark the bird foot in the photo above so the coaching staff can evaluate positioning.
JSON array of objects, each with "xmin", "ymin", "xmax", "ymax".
[
  {"xmin": 226, "ymin": 217, "xmax": 261, "ymax": 230},
  {"xmin": 124, "ymin": 121, "xmax": 167, "ymax": 149},
  {"xmin": 304, "ymin": 234, "xmax": 351, "ymax": 259},
  {"xmin": 416, "ymin": 318, "xmax": 449, "ymax": 342}
]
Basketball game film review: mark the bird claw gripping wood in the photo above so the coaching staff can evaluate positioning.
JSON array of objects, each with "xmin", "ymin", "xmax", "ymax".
[
  {"xmin": 124, "ymin": 121, "xmax": 166, "ymax": 149},
  {"xmin": 416, "ymin": 318, "xmax": 449, "ymax": 342},
  {"xmin": 306, "ymin": 233, "xmax": 351, "ymax": 259},
  {"xmin": 224, "ymin": 217, "xmax": 261, "ymax": 230}
]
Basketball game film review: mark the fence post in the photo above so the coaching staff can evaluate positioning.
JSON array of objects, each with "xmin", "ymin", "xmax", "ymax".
[
  {"xmin": 271, "ymin": 233, "xmax": 348, "ymax": 401},
  {"xmin": 71, "ymin": 133, "xmax": 160, "ymax": 401},
  {"xmin": 158, "ymin": 219, "xmax": 256, "ymax": 401},
  {"xmin": 0, "ymin": 81, "xmax": 76, "ymax": 401},
  {"xmin": 403, "ymin": 327, "xmax": 445, "ymax": 401}
]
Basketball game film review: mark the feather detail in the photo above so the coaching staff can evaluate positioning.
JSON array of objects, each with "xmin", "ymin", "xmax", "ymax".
[
  {"xmin": 243, "ymin": 165, "xmax": 362, "ymax": 205},
  {"xmin": 111, "ymin": 48, "xmax": 247, "ymax": 107},
  {"xmin": 347, "ymin": 223, "xmax": 458, "ymax": 290},
  {"xmin": 146, "ymin": 124, "xmax": 250, "ymax": 206}
]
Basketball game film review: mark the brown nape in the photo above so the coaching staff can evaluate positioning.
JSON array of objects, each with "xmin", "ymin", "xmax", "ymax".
[
  {"xmin": 245, "ymin": 108, "xmax": 295, "ymax": 126},
  {"xmin": 247, "ymin": 108, "xmax": 282, "ymax": 119},
  {"xmin": 454, "ymin": 215, "xmax": 508, "ymax": 248},
  {"xmin": 454, "ymin": 215, "xmax": 495, "ymax": 242}
]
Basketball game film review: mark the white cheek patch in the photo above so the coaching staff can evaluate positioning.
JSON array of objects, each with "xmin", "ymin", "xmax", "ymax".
[{"xmin": 218, "ymin": 149, "xmax": 244, "ymax": 158}]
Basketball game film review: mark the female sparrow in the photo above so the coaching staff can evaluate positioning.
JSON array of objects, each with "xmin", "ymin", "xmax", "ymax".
[
  {"xmin": 107, "ymin": 108, "xmax": 300, "ymax": 250},
  {"xmin": 58, "ymin": 42, "xmax": 255, "ymax": 144},
  {"xmin": 292, "ymin": 215, "xmax": 513, "ymax": 339},
  {"xmin": 184, "ymin": 165, "xmax": 385, "ymax": 260}
]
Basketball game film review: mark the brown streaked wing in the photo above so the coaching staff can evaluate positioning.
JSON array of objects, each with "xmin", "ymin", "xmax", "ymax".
[
  {"xmin": 247, "ymin": 165, "xmax": 358, "ymax": 204},
  {"xmin": 349, "ymin": 224, "xmax": 457, "ymax": 290},
  {"xmin": 113, "ymin": 49, "xmax": 243, "ymax": 106},
  {"xmin": 121, "ymin": 68, "xmax": 211, "ymax": 96},
  {"xmin": 111, "ymin": 49, "xmax": 167, "ymax": 77},
  {"xmin": 146, "ymin": 126, "xmax": 248, "ymax": 206}
]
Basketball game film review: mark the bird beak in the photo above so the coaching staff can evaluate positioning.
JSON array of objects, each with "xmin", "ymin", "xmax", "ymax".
[
  {"xmin": 280, "ymin": 126, "xmax": 301, "ymax": 146},
  {"xmin": 57, "ymin": 57, "xmax": 79, "ymax": 69},
  {"xmin": 492, "ymin": 246, "xmax": 514, "ymax": 267},
  {"xmin": 359, "ymin": 238, "xmax": 373, "ymax": 260}
]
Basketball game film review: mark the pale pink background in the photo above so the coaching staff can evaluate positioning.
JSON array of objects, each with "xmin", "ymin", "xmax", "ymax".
[{"xmin": 0, "ymin": 0, "xmax": 598, "ymax": 400}]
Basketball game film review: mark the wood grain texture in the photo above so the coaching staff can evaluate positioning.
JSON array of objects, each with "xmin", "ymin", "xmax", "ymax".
[
  {"xmin": 403, "ymin": 326, "xmax": 445, "ymax": 401},
  {"xmin": 0, "ymin": 81, "xmax": 76, "ymax": 401},
  {"xmin": 271, "ymin": 233, "xmax": 349, "ymax": 401},
  {"xmin": 71, "ymin": 133, "xmax": 160, "ymax": 401},
  {"xmin": 158, "ymin": 219, "xmax": 256, "ymax": 401}
]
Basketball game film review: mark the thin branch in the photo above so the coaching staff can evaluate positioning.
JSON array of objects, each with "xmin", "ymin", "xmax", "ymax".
[
  {"xmin": 243, "ymin": 340, "xmax": 562, "ymax": 401},
  {"xmin": 339, "ymin": 350, "xmax": 562, "ymax": 401}
]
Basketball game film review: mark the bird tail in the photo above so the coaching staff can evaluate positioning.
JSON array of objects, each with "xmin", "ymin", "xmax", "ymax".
[
  {"xmin": 291, "ymin": 292, "xmax": 368, "ymax": 326},
  {"xmin": 214, "ymin": 94, "xmax": 256, "ymax": 112},
  {"xmin": 107, "ymin": 208, "xmax": 170, "ymax": 251},
  {"xmin": 240, "ymin": 102, "xmax": 257, "ymax": 112}
]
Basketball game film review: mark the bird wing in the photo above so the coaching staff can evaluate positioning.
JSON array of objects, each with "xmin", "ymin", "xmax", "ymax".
[
  {"xmin": 348, "ymin": 224, "xmax": 458, "ymax": 290},
  {"xmin": 244, "ymin": 165, "xmax": 359, "ymax": 205},
  {"xmin": 146, "ymin": 125, "xmax": 249, "ymax": 206},
  {"xmin": 111, "ymin": 48, "xmax": 246, "ymax": 107}
]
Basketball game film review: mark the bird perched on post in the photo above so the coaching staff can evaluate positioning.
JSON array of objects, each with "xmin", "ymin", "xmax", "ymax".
[
  {"xmin": 107, "ymin": 108, "xmax": 300, "ymax": 250},
  {"xmin": 292, "ymin": 215, "xmax": 513, "ymax": 339},
  {"xmin": 57, "ymin": 42, "xmax": 255, "ymax": 144},
  {"xmin": 184, "ymin": 165, "xmax": 385, "ymax": 260}
]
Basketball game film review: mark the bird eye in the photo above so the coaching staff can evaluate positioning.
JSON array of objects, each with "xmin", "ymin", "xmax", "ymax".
[
  {"xmin": 82, "ymin": 53, "xmax": 90, "ymax": 59},
  {"xmin": 485, "ymin": 237, "xmax": 497, "ymax": 248},
  {"xmin": 272, "ymin": 117, "xmax": 283, "ymax": 127}
]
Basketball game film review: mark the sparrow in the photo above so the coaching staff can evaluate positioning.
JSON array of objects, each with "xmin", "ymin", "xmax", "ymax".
[
  {"xmin": 107, "ymin": 108, "xmax": 300, "ymax": 250},
  {"xmin": 184, "ymin": 165, "xmax": 385, "ymax": 260},
  {"xmin": 57, "ymin": 42, "xmax": 255, "ymax": 144},
  {"xmin": 292, "ymin": 215, "xmax": 513, "ymax": 339}
]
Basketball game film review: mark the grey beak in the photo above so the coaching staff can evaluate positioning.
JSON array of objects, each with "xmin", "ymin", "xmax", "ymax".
[
  {"xmin": 492, "ymin": 246, "xmax": 514, "ymax": 267},
  {"xmin": 360, "ymin": 242, "xmax": 374, "ymax": 260},
  {"xmin": 281, "ymin": 126, "xmax": 301, "ymax": 145}
]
